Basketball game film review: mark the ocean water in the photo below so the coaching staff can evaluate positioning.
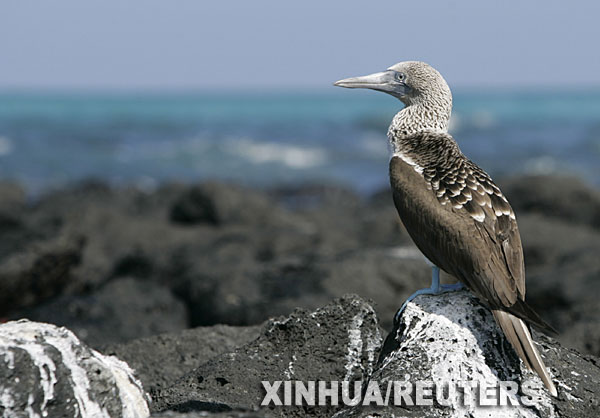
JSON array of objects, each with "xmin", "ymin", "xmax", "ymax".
[{"xmin": 0, "ymin": 90, "xmax": 599, "ymax": 195}]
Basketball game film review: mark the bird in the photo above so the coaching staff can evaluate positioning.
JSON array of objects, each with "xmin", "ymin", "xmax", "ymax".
[{"xmin": 334, "ymin": 61, "xmax": 558, "ymax": 397}]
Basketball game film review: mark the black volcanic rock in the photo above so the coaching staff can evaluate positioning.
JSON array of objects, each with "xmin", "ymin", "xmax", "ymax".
[
  {"xmin": 0, "ymin": 234, "xmax": 84, "ymax": 316},
  {"xmin": 500, "ymin": 175, "xmax": 600, "ymax": 230},
  {"xmin": 151, "ymin": 295, "xmax": 384, "ymax": 417},
  {"xmin": 103, "ymin": 324, "xmax": 262, "ymax": 393},
  {"xmin": 168, "ymin": 244, "xmax": 429, "ymax": 329},
  {"xmin": 1, "ymin": 176, "xmax": 600, "ymax": 362},
  {"xmin": 0, "ymin": 181, "xmax": 26, "ymax": 235},
  {"xmin": 170, "ymin": 182, "xmax": 296, "ymax": 227},
  {"xmin": 13, "ymin": 277, "xmax": 189, "ymax": 348},
  {"xmin": 170, "ymin": 185, "xmax": 220, "ymax": 225},
  {"xmin": 104, "ymin": 294, "xmax": 599, "ymax": 418}
]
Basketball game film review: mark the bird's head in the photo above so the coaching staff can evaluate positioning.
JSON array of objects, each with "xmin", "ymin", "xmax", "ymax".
[{"xmin": 334, "ymin": 61, "xmax": 451, "ymax": 108}]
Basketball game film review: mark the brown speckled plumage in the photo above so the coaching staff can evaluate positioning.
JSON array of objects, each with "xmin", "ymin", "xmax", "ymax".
[
  {"xmin": 389, "ymin": 130, "xmax": 558, "ymax": 395},
  {"xmin": 389, "ymin": 130, "xmax": 543, "ymax": 316}
]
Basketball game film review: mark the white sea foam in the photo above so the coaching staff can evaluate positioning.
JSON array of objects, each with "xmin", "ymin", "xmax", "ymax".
[
  {"xmin": 0, "ymin": 136, "xmax": 13, "ymax": 156},
  {"xmin": 471, "ymin": 110, "xmax": 495, "ymax": 129},
  {"xmin": 524, "ymin": 155, "xmax": 559, "ymax": 174},
  {"xmin": 116, "ymin": 137, "xmax": 212, "ymax": 162},
  {"xmin": 448, "ymin": 113, "xmax": 461, "ymax": 133},
  {"xmin": 358, "ymin": 133, "xmax": 389, "ymax": 157},
  {"xmin": 448, "ymin": 111, "xmax": 496, "ymax": 133},
  {"xmin": 116, "ymin": 135, "xmax": 327, "ymax": 171},
  {"xmin": 230, "ymin": 138, "xmax": 327, "ymax": 169}
]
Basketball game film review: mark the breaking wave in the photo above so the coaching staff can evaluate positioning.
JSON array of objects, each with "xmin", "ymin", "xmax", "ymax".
[
  {"xmin": 0, "ymin": 136, "xmax": 13, "ymax": 156},
  {"xmin": 229, "ymin": 138, "xmax": 327, "ymax": 169}
]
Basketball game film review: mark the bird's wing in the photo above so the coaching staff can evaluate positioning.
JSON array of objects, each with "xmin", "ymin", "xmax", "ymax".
[
  {"xmin": 425, "ymin": 158, "xmax": 526, "ymax": 303},
  {"xmin": 389, "ymin": 152, "xmax": 525, "ymax": 310},
  {"xmin": 390, "ymin": 133, "xmax": 556, "ymax": 332}
]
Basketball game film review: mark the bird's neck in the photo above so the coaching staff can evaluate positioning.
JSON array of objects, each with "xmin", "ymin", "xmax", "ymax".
[{"xmin": 388, "ymin": 100, "xmax": 452, "ymax": 150}]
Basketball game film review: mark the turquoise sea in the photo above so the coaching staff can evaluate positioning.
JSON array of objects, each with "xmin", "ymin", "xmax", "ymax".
[{"xmin": 0, "ymin": 90, "xmax": 599, "ymax": 195}]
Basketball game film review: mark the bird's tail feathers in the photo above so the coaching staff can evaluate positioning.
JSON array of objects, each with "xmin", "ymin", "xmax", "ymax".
[
  {"xmin": 506, "ymin": 299, "xmax": 558, "ymax": 336},
  {"xmin": 492, "ymin": 309, "xmax": 558, "ymax": 397}
]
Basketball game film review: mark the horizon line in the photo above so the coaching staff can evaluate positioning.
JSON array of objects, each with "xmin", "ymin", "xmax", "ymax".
[{"xmin": 2, "ymin": 83, "xmax": 600, "ymax": 96}]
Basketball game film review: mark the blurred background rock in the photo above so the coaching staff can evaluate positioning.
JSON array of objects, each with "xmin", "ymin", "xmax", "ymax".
[{"xmin": 1, "ymin": 177, "xmax": 598, "ymax": 358}]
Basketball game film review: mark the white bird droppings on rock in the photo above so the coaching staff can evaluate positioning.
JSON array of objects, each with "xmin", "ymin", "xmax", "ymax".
[
  {"xmin": 344, "ymin": 313, "xmax": 365, "ymax": 381},
  {"xmin": 343, "ymin": 291, "xmax": 562, "ymax": 418},
  {"xmin": 0, "ymin": 320, "xmax": 150, "ymax": 418},
  {"xmin": 344, "ymin": 302, "xmax": 383, "ymax": 382},
  {"xmin": 396, "ymin": 292, "xmax": 555, "ymax": 418}
]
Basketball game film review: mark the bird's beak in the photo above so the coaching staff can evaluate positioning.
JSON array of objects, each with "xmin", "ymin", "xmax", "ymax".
[
  {"xmin": 333, "ymin": 70, "xmax": 410, "ymax": 99},
  {"xmin": 334, "ymin": 70, "xmax": 395, "ymax": 89}
]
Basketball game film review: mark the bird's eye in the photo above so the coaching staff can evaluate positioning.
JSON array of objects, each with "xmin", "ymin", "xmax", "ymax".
[{"xmin": 394, "ymin": 72, "xmax": 405, "ymax": 82}]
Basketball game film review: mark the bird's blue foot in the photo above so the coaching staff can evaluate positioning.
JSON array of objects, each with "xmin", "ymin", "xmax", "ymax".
[
  {"xmin": 438, "ymin": 283, "xmax": 464, "ymax": 292},
  {"xmin": 394, "ymin": 266, "xmax": 464, "ymax": 324}
]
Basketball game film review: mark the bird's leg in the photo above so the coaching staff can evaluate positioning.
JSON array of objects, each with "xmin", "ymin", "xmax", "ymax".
[
  {"xmin": 430, "ymin": 265, "xmax": 440, "ymax": 291},
  {"xmin": 394, "ymin": 266, "xmax": 464, "ymax": 324}
]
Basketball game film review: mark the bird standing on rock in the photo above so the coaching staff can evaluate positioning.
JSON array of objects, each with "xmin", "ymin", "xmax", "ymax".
[{"xmin": 334, "ymin": 61, "xmax": 558, "ymax": 397}]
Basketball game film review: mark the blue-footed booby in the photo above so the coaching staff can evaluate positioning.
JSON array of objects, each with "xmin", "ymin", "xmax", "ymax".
[{"xmin": 334, "ymin": 61, "xmax": 558, "ymax": 397}]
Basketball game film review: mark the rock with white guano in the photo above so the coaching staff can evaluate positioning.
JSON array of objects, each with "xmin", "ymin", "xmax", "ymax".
[
  {"xmin": 336, "ymin": 290, "xmax": 600, "ymax": 418},
  {"xmin": 0, "ymin": 320, "xmax": 149, "ymax": 418}
]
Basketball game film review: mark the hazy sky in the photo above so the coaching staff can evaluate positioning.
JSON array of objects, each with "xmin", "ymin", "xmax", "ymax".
[{"xmin": 1, "ymin": 1, "xmax": 600, "ymax": 90}]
